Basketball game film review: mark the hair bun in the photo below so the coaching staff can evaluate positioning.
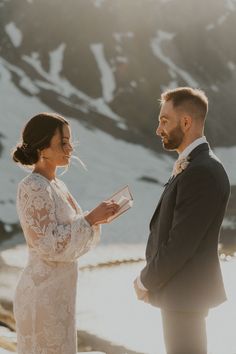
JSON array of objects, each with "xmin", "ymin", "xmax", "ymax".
[
  {"xmin": 12, "ymin": 112, "xmax": 69, "ymax": 168},
  {"xmin": 12, "ymin": 145, "xmax": 38, "ymax": 166}
]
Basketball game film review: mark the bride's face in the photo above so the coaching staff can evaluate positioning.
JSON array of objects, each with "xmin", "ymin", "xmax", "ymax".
[{"xmin": 41, "ymin": 124, "xmax": 73, "ymax": 167}]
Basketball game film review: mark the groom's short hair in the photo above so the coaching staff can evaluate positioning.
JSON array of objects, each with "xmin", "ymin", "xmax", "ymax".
[{"xmin": 160, "ymin": 87, "xmax": 208, "ymax": 122}]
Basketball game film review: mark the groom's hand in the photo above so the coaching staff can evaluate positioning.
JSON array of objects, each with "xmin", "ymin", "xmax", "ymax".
[{"xmin": 133, "ymin": 278, "xmax": 149, "ymax": 303}]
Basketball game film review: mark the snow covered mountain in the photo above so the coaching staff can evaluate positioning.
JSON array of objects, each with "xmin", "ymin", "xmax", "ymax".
[{"xmin": 0, "ymin": 0, "xmax": 236, "ymax": 249}]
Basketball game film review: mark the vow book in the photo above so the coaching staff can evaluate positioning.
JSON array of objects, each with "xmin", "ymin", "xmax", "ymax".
[{"xmin": 107, "ymin": 185, "xmax": 133, "ymax": 222}]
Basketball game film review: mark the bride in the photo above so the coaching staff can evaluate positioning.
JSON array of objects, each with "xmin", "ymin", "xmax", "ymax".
[{"xmin": 12, "ymin": 112, "xmax": 119, "ymax": 354}]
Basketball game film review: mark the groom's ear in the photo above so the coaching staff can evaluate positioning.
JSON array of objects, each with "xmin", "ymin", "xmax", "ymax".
[{"xmin": 180, "ymin": 115, "xmax": 192, "ymax": 132}]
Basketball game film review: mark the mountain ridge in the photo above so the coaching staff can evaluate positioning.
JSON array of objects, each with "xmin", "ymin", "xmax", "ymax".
[{"xmin": 1, "ymin": 0, "xmax": 236, "ymax": 151}]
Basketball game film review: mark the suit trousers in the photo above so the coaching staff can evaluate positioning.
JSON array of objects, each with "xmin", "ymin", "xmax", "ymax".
[{"xmin": 161, "ymin": 309, "xmax": 208, "ymax": 354}]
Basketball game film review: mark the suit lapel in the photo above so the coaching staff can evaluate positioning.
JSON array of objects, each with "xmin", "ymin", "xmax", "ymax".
[
  {"xmin": 150, "ymin": 143, "xmax": 210, "ymax": 227},
  {"xmin": 150, "ymin": 174, "xmax": 178, "ymax": 226}
]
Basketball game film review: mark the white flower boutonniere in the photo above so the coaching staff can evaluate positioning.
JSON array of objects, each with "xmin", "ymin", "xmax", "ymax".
[{"xmin": 173, "ymin": 156, "xmax": 190, "ymax": 176}]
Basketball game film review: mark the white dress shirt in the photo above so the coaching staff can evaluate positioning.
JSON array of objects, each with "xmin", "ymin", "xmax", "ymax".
[{"xmin": 178, "ymin": 136, "xmax": 207, "ymax": 159}]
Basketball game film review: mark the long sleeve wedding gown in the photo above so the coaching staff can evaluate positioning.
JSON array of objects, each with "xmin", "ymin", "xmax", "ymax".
[{"xmin": 13, "ymin": 173, "xmax": 100, "ymax": 354}]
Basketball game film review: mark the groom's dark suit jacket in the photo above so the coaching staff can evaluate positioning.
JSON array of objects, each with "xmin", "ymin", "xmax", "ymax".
[{"xmin": 141, "ymin": 143, "xmax": 230, "ymax": 312}]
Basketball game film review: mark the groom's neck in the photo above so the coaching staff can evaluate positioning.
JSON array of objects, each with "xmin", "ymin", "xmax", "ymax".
[{"xmin": 176, "ymin": 133, "xmax": 204, "ymax": 154}]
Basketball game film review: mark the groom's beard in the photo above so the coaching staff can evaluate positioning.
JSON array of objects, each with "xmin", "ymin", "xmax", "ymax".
[{"xmin": 161, "ymin": 124, "xmax": 184, "ymax": 150}]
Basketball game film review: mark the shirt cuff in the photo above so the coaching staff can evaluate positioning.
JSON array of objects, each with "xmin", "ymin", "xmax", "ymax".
[
  {"xmin": 82, "ymin": 212, "xmax": 91, "ymax": 227},
  {"xmin": 136, "ymin": 275, "xmax": 148, "ymax": 291}
]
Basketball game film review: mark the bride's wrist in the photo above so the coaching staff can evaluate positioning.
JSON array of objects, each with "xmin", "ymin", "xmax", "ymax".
[{"xmin": 84, "ymin": 212, "xmax": 96, "ymax": 226}]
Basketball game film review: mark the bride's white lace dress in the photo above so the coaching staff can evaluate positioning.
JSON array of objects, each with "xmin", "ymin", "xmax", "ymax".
[{"xmin": 13, "ymin": 173, "xmax": 100, "ymax": 354}]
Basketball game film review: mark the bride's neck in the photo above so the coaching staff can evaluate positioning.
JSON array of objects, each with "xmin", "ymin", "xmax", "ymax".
[{"xmin": 33, "ymin": 163, "xmax": 56, "ymax": 181}]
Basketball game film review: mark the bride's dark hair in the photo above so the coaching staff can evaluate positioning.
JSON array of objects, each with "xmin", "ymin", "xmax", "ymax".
[{"xmin": 12, "ymin": 112, "xmax": 69, "ymax": 166}]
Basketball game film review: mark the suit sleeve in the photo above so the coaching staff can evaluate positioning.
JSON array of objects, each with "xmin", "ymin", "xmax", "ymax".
[{"xmin": 140, "ymin": 166, "xmax": 222, "ymax": 291}]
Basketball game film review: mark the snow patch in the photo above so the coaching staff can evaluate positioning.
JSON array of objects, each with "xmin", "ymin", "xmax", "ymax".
[
  {"xmin": 130, "ymin": 81, "xmax": 137, "ymax": 88},
  {"xmin": 93, "ymin": 0, "xmax": 105, "ymax": 7},
  {"xmin": 90, "ymin": 43, "xmax": 116, "ymax": 103},
  {"xmin": 0, "ymin": 57, "xmax": 40, "ymax": 94},
  {"xmin": 225, "ymin": 0, "xmax": 236, "ymax": 11},
  {"xmin": 222, "ymin": 217, "xmax": 236, "ymax": 229},
  {"xmin": 151, "ymin": 30, "xmax": 199, "ymax": 87},
  {"xmin": 217, "ymin": 14, "xmax": 228, "ymax": 25},
  {"xmin": 116, "ymin": 56, "xmax": 128, "ymax": 64},
  {"xmin": 213, "ymin": 146, "xmax": 236, "ymax": 184},
  {"xmin": 206, "ymin": 23, "xmax": 215, "ymax": 31},
  {"xmin": 211, "ymin": 85, "xmax": 219, "ymax": 92},
  {"xmin": 5, "ymin": 22, "xmax": 22, "ymax": 47},
  {"xmin": 113, "ymin": 32, "xmax": 134, "ymax": 43},
  {"xmin": 22, "ymin": 49, "xmax": 125, "ymax": 126},
  {"xmin": 49, "ymin": 43, "xmax": 66, "ymax": 80},
  {"xmin": 227, "ymin": 61, "xmax": 236, "ymax": 71}
]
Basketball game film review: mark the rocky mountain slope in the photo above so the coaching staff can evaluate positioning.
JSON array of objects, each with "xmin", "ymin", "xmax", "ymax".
[{"xmin": 1, "ymin": 0, "xmax": 236, "ymax": 150}]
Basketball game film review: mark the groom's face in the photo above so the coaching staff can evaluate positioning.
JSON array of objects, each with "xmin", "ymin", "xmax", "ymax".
[{"xmin": 157, "ymin": 100, "xmax": 184, "ymax": 151}]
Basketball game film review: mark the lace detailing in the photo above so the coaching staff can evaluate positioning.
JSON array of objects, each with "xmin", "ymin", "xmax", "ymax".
[
  {"xmin": 17, "ymin": 174, "xmax": 100, "ymax": 261},
  {"xmin": 14, "ymin": 173, "xmax": 100, "ymax": 354}
]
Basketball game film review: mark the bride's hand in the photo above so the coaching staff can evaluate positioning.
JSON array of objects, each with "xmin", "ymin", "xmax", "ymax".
[{"xmin": 85, "ymin": 200, "xmax": 120, "ymax": 226}]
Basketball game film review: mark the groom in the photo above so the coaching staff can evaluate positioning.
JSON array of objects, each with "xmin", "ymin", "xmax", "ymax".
[{"xmin": 134, "ymin": 87, "xmax": 230, "ymax": 354}]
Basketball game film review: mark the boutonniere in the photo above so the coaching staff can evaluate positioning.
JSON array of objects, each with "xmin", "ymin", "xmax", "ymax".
[{"xmin": 173, "ymin": 156, "xmax": 190, "ymax": 177}]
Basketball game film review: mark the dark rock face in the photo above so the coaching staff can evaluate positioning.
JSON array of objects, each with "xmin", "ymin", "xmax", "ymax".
[{"xmin": 0, "ymin": 0, "xmax": 236, "ymax": 151}]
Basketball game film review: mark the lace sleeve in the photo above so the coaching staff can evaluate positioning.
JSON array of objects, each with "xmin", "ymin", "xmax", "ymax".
[{"xmin": 16, "ymin": 177, "xmax": 100, "ymax": 262}]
